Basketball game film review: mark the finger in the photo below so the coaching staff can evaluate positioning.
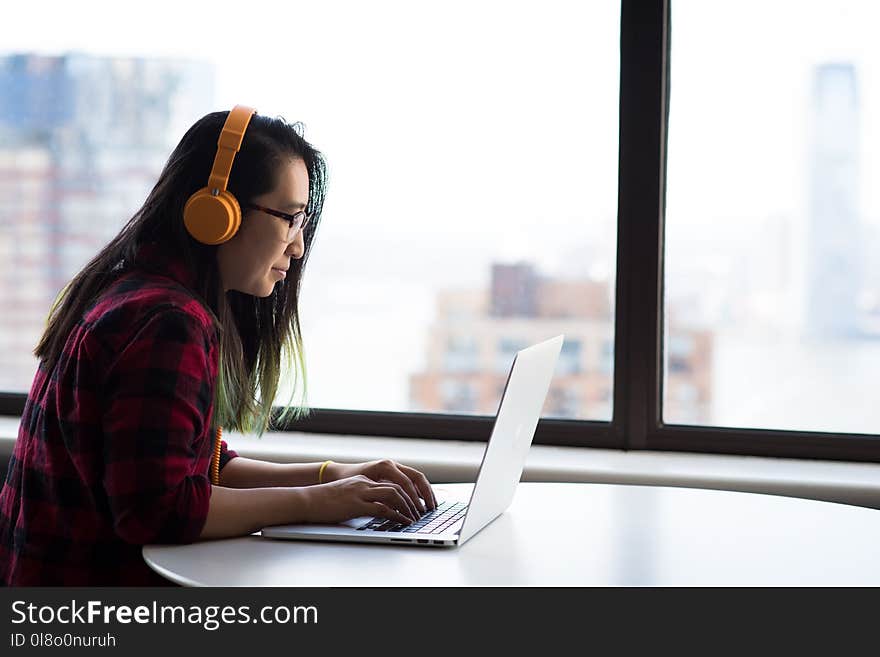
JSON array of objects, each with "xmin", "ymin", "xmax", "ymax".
[
  {"xmin": 368, "ymin": 501, "xmax": 413, "ymax": 526},
  {"xmin": 374, "ymin": 485, "xmax": 419, "ymax": 522},
  {"xmin": 383, "ymin": 468, "xmax": 426, "ymax": 515},
  {"xmin": 384, "ymin": 481, "xmax": 421, "ymax": 520},
  {"xmin": 400, "ymin": 465, "xmax": 437, "ymax": 510},
  {"xmin": 376, "ymin": 478, "xmax": 420, "ymax": 519}
]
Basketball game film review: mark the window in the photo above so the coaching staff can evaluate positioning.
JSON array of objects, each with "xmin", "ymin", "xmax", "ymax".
[
  {"xmin": 443, "ymin": 336, "xmax": 480, "ymax": 374},
  {"xmin": 496, "ymin": 339, "xmax": 529, "ymax": 375},
  {"xmin": 0, "ymin": 52, "xmax": 212, "ymax": 392},
  {"xmin": 665, "ymin": 0, "xmax": 880, "ymax": 435},
  {"xmin": 0, "ymin": 0, "xmax": 620, "ymax": 428},
  {"xmin": 4, "ymin": 1, "xmax": 879, "ymax": 462},
  {"xmin": 439, "ymin": 379, "xmax": 479, "ymax": 414},
  {"xmin": 558, "ymin": 340, "xmax": 583, "ymax": 376},
  {"xmin": 545, "ymin": 385, "xmax": 581, "ymax": 418}
]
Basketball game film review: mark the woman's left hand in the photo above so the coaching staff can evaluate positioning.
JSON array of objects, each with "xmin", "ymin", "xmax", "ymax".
[{"xmin": 326, "ymin": 460, "xmax": 437, "ymax": 514}]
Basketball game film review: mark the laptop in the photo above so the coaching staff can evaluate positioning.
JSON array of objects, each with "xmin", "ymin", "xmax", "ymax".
[{"xmin": 260, "ymin": 334, "xmax": 564, "ymax": 547}]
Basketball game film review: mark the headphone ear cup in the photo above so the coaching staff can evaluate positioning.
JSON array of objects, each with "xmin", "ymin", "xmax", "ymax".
[{"xmin": 183, "ymin": 188, "xmax": 242, "ymax": 245}]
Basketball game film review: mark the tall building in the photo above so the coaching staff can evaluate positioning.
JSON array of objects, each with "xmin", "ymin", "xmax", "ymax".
[
  {"xmin": 805, "ymin": 63, "xmax": 860, "ymax": 338},
  {"xmin": 409, "ymin": 262, "xmax": 712, "ymax": 422},
  {"xmin": 490, "ymin": 263, "xmax": 539, "ymax": 317},
  {"xmin": 0, "ymin": 53, "xmax": 214, "ymax": 390}
]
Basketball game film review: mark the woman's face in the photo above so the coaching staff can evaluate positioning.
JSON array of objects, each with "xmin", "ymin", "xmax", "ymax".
[{"xmin": 217, "ymin": 157, "xmax": 309, "ymax": 297}]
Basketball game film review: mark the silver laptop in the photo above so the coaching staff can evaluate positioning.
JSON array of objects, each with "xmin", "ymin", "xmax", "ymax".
[{"xmin": 260, "ymin": 334, "xmax": 564, "ymax": 547}]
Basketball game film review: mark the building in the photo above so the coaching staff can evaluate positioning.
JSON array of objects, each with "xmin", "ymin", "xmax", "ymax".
[
  {"xmin": 409, "ymin": 262, "xmax": 713, "ymax": 422},
  {"xmin": 0, "ymin": 53, "xmax": 214, "ymax": 390},
  {"xmin": 805, "ymin": 62, "xmax": 861, "ymax": 339}
]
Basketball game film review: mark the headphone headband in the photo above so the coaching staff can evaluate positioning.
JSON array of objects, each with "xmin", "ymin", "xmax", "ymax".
[
  {"xmin": 207, "ymin": 104, "xmax": 256, "ymax": 193},
  {"xmin": 183, "ymin": 104, "xmax": 257, "ymax": 245}
]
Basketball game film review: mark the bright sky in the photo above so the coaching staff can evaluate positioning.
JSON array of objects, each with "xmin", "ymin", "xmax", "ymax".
[
  {"xmin": 668, "ymin": 0, "xmax": 880, "ymax": 230},
  {"xmin": 2, "ymin": 0, "xmax": 621, "ymax": 284},
  {"xmin": 4, "ymin": 0, "xmax": 877, "ymax": 235}
]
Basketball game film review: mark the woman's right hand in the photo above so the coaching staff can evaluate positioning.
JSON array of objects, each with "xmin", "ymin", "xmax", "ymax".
[{"xmin": 301, "ymin": 475, "xmax": 421, "ymax": 525}]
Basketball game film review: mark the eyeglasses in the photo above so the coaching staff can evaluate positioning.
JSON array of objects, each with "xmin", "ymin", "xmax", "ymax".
[{"xmin": 243, "ymin": 202, "xmax": 313, "ymax": 241}]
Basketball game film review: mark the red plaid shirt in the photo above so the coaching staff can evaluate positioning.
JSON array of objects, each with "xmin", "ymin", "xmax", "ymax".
[{"xmin": 0, "ymin": 243, "xmax": 238, "ymax": 586}]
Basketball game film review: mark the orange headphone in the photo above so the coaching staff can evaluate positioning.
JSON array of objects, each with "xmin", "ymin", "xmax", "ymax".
[
  {"xmin": 183, "ymin": 105, "xmax": 257, "ymax": 245},
  {"xmin": 183, "ymin": 105, "xmax": 256, "ymax": 484}
]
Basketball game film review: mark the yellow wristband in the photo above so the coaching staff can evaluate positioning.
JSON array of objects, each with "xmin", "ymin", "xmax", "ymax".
[{"xmin": 318, "ymin": 460, "xmax": 333, "ymax": 484}]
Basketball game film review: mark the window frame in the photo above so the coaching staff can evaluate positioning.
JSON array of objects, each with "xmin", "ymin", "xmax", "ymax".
[
  {"xmin": 3, "ymin": 0, "xmax": 880, "ymax": 463},
  {"xmin": 615, "ymin": 0, "xmax": 880, "ymax": 463}
]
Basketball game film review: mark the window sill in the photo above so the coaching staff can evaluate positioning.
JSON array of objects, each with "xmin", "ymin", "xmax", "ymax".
[{"xmin": 1, "ymin": 416, "xmax": 879, "ymax": 509}]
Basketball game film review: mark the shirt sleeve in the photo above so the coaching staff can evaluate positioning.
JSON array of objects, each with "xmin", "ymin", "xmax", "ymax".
[
  {"xmin": 100, "ymin": 308, "xmax": 216, "ymax": 545},
  {"xmin": 219, "ymin": 439, "xmax": 238, "ymax": 470}
]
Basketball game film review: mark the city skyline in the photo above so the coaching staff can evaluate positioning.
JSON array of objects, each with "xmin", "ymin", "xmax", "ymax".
[{"xmin": 0, "ymin": 52, "xmax": 215, "ymax": 391}]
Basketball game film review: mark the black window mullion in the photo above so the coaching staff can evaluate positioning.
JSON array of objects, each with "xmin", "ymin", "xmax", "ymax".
[
  {"xmin": 273, "ymin": 409, "xmax": 617, "ymax": 448},
  {"xmin": 615, "ymin": 0, "xmax": 669, "ymax": 450}
]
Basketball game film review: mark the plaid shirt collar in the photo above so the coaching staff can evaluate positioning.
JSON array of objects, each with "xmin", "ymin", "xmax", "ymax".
[{"xmin": 132, "ymin": 241, "xmax": 201, "ymax": 292}]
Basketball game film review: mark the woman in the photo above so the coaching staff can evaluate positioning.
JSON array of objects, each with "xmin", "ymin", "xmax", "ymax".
[{"xmin": 0, "ymin": 106, "xmax": 436, "ymax": 586}]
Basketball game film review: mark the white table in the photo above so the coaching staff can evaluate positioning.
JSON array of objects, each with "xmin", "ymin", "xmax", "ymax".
[{"xmin": 143, "ymin": 482, "xmax": 880, "ymax": 586}]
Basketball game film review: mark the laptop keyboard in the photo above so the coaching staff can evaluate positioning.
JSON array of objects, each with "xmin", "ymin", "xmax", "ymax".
[{"xmin": 357, "ymin": 501, "xmax": 467, "ymax": 534}]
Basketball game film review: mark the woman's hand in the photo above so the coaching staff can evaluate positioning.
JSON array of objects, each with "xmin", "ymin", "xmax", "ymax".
[
  {"xmin": 325, "ymin": 459, "xmax": 437, "ymax": 515},
  {"xmin": 301, "ymin": 475, "xmax": 422, "ymax": 525}
]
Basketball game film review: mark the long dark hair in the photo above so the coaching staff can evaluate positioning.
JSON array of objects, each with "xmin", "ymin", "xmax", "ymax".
[{"xmin": 35, "ymin": 110, "xmax": 327, "ymax": 435}]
